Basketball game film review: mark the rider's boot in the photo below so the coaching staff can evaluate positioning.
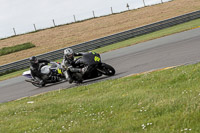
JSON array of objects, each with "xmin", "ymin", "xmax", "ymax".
[
  {"xmin": 66, "ymin": 70, "xmax": 74, "ymax": 84},
  {"xmin": 75, "ymin": 73, "xmax": 83, "ymax": 84},
  {"xmin": 68, "ymin": 78, "xmax": 74, "ymax": 84},
  {"xmin": 39, "ymin": 79, "xmax": 45, "ymax": 86}
]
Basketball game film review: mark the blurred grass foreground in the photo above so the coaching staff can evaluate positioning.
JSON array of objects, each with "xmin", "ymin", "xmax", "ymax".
[{"xmin": 0, "ymin": 62, "xmax": 200, "ymax": 132}]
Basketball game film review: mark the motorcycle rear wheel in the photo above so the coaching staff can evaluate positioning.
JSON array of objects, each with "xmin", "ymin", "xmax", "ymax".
[{"xmin": 100, "ymin": 63, "xmax": 115, "ymax": 76}]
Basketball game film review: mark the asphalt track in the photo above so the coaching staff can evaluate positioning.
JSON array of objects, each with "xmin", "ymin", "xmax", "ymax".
[{"xmin": 1, "ymin": 28, "xmax": 200, "ymax": 103}]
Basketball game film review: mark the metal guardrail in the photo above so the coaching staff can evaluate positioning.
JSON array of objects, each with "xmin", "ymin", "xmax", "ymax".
[{"xmin": 0, "ymin": 10, "xmax": 200, "ymax": 74}]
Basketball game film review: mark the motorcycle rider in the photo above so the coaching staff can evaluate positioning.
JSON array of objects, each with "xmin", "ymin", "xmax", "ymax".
[
  {"xmin": 29, "ymin": 56, "xmax": 51, "ymax": 85},
  {"xmin": 62, "ymin": 48, "xmax": 89, "ymax": 83}
]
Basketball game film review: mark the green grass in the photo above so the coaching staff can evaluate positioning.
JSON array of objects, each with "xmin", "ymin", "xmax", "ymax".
[
  {"xmin": 1, "ymin": 63, "xmax": 200, "ymax": 132},
  {"xmin": 0, "ymin": 68, "xmax": 29, "ymax": 80},
  {"xmin": 0, "ymin": 42, "xmax": 35, "ymax": 56},
  {"xmin": 0, "ymin": 18, "xmax": 200, "ymax": 81}
]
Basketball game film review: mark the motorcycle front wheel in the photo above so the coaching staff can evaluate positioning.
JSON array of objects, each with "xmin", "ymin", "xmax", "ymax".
[
  {"xmin": 29, "ymin": 77, "xmax": 46, "ymax": 88},
  {"xmin": 32, "ymin": 82, "xmax": 45, "ymax": 88}
]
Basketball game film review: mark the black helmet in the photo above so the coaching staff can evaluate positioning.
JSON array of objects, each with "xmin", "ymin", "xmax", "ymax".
[
  {"xmin": 64, "ymin": 48, "xmax": 74, "ymax": 61},
  {"xmin": 29, "ymin": 56, "xmax": 38, "ymax": 65}
]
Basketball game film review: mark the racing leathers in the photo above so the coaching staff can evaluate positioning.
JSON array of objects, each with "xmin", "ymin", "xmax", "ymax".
[
  {"xmin": 62, "ymin": 52, "xmax": 89, "ymax": 83},
  {"xmin": 30, "ymin": 59, "xmax": 50, "ymax": 84}
]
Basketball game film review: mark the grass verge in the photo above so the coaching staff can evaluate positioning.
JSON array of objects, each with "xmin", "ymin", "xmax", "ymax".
[
  {"xmin": 0, "ymin": 42, "xmax": 35, "ymax": 56},
  {"xmin": 0, "ymin": 18, "xmax": 200, "ymax": 81},
  {"xmin": 1, "ymin": 62, "xmax": 200, "ymax": 132},
  {"xmin": 0, "ymin": 68, "xmax": 29, "ymax": 81}
]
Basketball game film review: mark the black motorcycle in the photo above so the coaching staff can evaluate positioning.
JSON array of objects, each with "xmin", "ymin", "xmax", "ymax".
[{"xmin": 68, "ymin": 52, "xmax": 115, "ymax": 83}]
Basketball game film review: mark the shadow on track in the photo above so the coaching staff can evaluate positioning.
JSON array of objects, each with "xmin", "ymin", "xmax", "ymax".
[{"xmin": 31, "ymin": 72, "xmax": 124, "ymax": 90}]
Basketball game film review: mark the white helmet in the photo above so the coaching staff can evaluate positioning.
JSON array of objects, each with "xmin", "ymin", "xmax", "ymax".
[{"xmin": 64, "ymin": 48, "xmax": 74, "ymax": 61}]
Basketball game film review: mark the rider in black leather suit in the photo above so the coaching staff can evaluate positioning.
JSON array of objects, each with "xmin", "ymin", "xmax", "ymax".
[
  {"xmin": 29, "ymin": 56, "xmax": 50, "ymax": 85},
  {"xmin": 62, "ymin": 48, "xmax": 89, "ymax": 83}
]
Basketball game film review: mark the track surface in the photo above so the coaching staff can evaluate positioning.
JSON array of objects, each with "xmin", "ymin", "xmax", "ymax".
[{"xmin": 1, "ymin": 28, "xmax": 200, "ymax": 103}]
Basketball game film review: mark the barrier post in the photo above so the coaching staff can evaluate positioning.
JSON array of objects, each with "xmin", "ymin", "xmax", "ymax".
[
  {"xmin": 13, "ymin": 28, "xmax": 16, "ymax": 36},
  {"xmin": 143, "ymin": 0, "xmax": 146, "ymax": 7},
  {"xmin": 73, "ymin": 15, "xmax": 76, "ymax": 22},
  {"xmin": 93, "ymin": 11, "xmax": 95, "ymax": 18},
  {"xmin": 111, "ymin": 7, "xmax": 113, "ymax": 14},
  {"xmin": 33, "ymin": 24, "xmax": 37, "ymax": 31},
  {"xmin": 52, "ymin": 19, "xmax": 56, "ymax": 27},
  {"xmin": 127, "ymin": 3, "xmax": 130, "ymax": 10}
]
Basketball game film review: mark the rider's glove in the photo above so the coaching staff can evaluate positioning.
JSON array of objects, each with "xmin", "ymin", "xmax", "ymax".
[
  {"xmin": 81, "ymin": 66, "xmax": 88, "ymax": 74},
  {"xmin": 68, "ymin": 66, "xmax": 73, "ymax": 71}
]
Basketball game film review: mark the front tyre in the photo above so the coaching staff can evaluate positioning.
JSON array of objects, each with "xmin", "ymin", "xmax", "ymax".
[
  {"xmin": 30, "ymin": 77, "xmax": 46, "ymax": 88},
  {"xmin": 100, "ymin": 63, "xmax": 115, "ymax": 76},
  {"xmin": 32, "ymin": 82, "xmax": 45, "ymax": 88}
]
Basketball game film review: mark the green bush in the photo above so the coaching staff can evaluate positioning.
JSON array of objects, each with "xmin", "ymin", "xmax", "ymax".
[{"xmin": 0, "ymin": 42, "xmax": 35, "ymax": 56}]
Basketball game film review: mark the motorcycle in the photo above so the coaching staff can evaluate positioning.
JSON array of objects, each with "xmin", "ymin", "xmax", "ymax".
[
  {"xmin": 22, "ymin": 62, "xmax": 68, "ymax": 87},
  {"xmin": 65, "ymin": 52, "xmax": 115, "ymax": 83}
]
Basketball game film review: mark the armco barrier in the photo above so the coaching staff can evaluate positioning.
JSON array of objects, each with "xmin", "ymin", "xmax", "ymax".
[{"xmin": 0, "ymin": 10, "xmax": 200, "ymax": 74}]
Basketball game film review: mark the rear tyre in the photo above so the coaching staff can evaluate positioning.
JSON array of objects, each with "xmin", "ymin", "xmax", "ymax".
[{"xmin": 100, "ymin": 63, "xmax": 115, "ymax": 76}]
